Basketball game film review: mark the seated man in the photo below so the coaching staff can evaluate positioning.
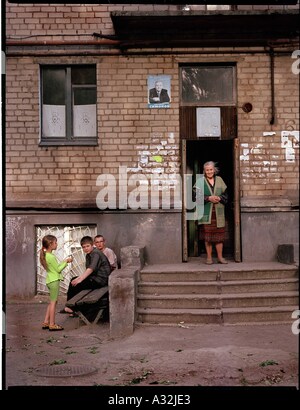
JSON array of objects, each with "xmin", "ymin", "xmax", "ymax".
[
  {"xmin": 94, "ymin": 235, "xmax": 118, "ymax": 271},
  {"xmin": 62, "ymin": 235, "xmax": 111, "ymax": 315}
]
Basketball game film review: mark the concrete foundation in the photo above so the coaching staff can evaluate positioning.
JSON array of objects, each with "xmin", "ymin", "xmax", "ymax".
[
  {"xmin": 6, "ymin": 210, "xmax": 181, "ymax": 298},
  {"xmin": 241, "ymin": 206, "xmax": 299, "ymax": 262}
]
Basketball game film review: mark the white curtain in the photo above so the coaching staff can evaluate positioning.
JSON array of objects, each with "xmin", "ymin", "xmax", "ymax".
[
  {"xmin": 73, "ymin": 104, "xmax": 96, "ymax": 137},
  {"xmin": 42, "ymin": 104, "xmax": 66, "ymax": 137}
]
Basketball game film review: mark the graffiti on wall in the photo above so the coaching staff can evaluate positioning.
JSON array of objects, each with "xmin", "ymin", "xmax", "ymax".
[
  {"xmin": 281, "ymin": 131, "xmax": 299, "ymax": 162},
  {"xmin": 241, "ymin": 131, "xmax": 299, "ymax": 165},
  {"xmin": 127, "ymin": 132, "xmax": 180, "ymax": 192},
  {"xmin": 6, "ymin": 216, "xmax": 31, "ymax": 255}
]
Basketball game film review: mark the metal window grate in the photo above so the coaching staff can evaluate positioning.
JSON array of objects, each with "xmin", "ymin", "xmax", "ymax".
[{"xmin": 36, "ymin": 225, "xmax": 97, "ymax": 294}]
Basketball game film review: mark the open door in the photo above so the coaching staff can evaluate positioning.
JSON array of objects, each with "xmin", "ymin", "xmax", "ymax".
[
  {"xmin": 181, "ymin": 139, "xmax": 188, "ymax": 262},
  {"xmin": 179, "ymin": 63, "xmax": 240, "ymax": 261},
  {"xmin": 233, "ymin": 138, "xmax": 241, "ymax": 262},
  {"xmin": 182, "ymin": 139, "xmax": 241, "ymax": 262}
]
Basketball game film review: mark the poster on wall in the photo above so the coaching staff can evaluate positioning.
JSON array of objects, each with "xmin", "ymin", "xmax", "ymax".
[
  {"xmin": 148, "ymin": 75, "xmax": 171, "ymax": 108},
  {"xmin": 196, "ymin": 107, "xmax": 221, "ymax": 138}
]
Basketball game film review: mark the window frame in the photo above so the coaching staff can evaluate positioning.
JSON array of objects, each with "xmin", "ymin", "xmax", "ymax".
[
  {"xmin": 39, "ymin": 64, "xmax": 98, "ymax": 147},
  {"xmin": 179, "ymin": 63, "xmax": 237, "ymax": 107}
]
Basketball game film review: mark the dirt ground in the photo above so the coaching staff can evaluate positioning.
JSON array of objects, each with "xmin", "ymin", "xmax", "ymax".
[{"xmin": 4, "ymin": 298, "xmax": 299, "ymax": 403}]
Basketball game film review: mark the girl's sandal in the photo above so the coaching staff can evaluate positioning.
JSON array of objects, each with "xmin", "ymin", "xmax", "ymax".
[
  {"xmin": 42, "ymin": 322, "xmax": 49, "ymax": 329},
  {"xmin": 49, "ymin": 324, "xmax": 64, "ymax": 331}
]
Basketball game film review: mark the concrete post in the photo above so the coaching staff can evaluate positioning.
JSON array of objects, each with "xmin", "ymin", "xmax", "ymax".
[
  {"xmin": 109, "ymin": 246, "xmax": 145, "ymax": 338},
  {"xmin": 120, "ymin": 245, "xmax": 145, "ymax": 270}
]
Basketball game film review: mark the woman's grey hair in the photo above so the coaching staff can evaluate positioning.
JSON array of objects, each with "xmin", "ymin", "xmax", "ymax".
[{"xmin": 203, "ymin": 161, "xmax": 219, "ymax": 175}]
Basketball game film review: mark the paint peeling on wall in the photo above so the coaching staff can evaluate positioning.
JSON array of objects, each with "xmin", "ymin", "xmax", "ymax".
[
  {"xmin": 250, "ymin": 144, "xmax": 264, "ymax": 155},
  {"xmin": 240, "ymin": 143, "xmax": 250, "ymax": 161},
  {"xmin": 263, "ymin": 132, "xmax": 276, "ymax": 137},
  {"xmin": 281, "ymin": 131, "xmax": 299, "ymax": 162},
  {"xmin": 129, "ymin": 132, "xmax": 180, "ymax": 191},
  {"xmin": 240, "ymin": 141, "xmax": 283, "ymax": 185}
]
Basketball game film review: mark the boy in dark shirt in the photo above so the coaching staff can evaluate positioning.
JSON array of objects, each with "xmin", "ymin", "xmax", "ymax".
[{"xmin": 62, "ymin": 236, "xmax": 111, "ymax": 314}]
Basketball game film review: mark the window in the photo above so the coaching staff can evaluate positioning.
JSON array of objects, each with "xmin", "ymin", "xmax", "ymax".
[
  {"xmin": 181, "ymin": 65, "xmax": 235, "ymax": 105},
  {"xmin": 40, "ymin": 65, "xmax": 97, "ymax": 146}
]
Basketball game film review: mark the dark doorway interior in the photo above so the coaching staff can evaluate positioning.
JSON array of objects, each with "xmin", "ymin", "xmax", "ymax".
[{"xmin": 186, "ymin": 139, "xmax": 234, "ymax": 258}]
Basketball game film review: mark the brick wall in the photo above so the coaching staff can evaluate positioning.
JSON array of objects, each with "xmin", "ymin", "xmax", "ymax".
[
  {"xmin": 238, "ymin": 53, "xmax": 299, "ymax": 198},
  {"xmin": 6, "ymin": 3, "xmax": 181, "ymax": 39},
  {"xmin": 6, "ymin": 51, "xmax": 299, "ymax": 204},
  {"xmin": 5, "ymin": 2, "xmax": 299, "ymax": 206},
  {"xmin": 5, "ymin": 54, "xmax": 180, "ymax": 204},
  {"xmin": 6, "ymin": 3, "xmax": 299, "ymax": 40}
]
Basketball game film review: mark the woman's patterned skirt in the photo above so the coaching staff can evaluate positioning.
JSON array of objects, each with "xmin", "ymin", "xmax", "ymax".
[{"xmin": 199, "ymin": 206, "xmax": 226, "ymax": 243}]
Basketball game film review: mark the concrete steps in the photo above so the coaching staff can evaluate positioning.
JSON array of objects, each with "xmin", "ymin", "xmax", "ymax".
[
  {"xmin": 137, "ymin": 308, "xmax": 223, "ymax": 324},
  {"xmin": 138, "ymin": 278, "xmax": 298, "ymax": 295},
  {"xmin": 138, "ymin": 291, "xmax": 298, "ymax": 309},
  {"xmin": 136, "ymin": 262, "xmax": 299, "ymax": 325}
]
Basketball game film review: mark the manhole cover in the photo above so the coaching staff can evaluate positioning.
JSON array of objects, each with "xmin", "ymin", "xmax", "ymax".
[{"xmin": 35, "ymin": 364, "xmax": 98, "ymax": 377}]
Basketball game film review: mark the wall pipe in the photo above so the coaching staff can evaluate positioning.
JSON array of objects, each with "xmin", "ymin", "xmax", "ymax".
[
  {"xmin": 6, "ymin": 49, "xmax": 294, "ymax": 57},
  {"xmin": 269, "ymin": 47, "xmax": 276, "ymax": 125},
  {"xmin": 6, "ymin": 39, "xmax": 120, "ymax": 46}
]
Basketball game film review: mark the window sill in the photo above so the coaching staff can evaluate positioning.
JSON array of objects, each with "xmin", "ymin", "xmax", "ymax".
[{"xmin": 39, "ymin": 139, "xmax": 98, "ymax": 147}]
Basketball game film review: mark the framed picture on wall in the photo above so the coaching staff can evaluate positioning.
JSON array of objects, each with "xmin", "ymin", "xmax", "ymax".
[{"xmin": 148, "ymin": 75, "xmax": 171, "ymax": 108}]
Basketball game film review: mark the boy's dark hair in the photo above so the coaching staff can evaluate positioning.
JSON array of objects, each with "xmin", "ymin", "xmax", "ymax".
[
  {"xmin": 94, "ymin": 234, "xmax": 104, "ymax": 240},
  {"xmin": 80, "ymin": 236, "xmax": 93, "ymax": 246}
]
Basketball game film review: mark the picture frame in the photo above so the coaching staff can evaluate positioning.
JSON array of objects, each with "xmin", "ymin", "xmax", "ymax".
[{"xmin": 148, "ymin": 75, "xmax": 171, "ymax": 108}]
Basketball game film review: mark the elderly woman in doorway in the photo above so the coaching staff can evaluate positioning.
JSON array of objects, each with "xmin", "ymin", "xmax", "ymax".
[{"xmin": 195, "ymin": 161, "xmax": 228, "ymax": 265}]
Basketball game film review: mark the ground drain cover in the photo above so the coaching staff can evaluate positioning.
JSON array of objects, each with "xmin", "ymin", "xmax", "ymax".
[{"xmin": 35, "ymin": 364, "xmax": 98, "ymax": 377}]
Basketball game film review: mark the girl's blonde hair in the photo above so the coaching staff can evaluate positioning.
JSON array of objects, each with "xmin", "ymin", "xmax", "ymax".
[{"xmin": 40, "ymin": 235, "xmax": 57, "ymax": 270}]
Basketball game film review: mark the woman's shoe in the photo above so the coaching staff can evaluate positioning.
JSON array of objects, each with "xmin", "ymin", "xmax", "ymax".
[
  {"xmin": 218, "ymin": 258, "xmax": 228, "ymax": 264},
  {"xmin": 42, "ymin": 322, "xmax": 49, "ymax": 329},
  {"xmin": 205, "ymin": 258, "xmax": 213, "ymax": 265},
  {"xmin": 49, "ymin": 324, "xmax": 64, "ymax": 331}
]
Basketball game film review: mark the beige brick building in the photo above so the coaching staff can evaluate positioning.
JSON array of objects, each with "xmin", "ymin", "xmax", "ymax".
[{"xmin": 5, "ymin": 3, "xmax": 299, "ymax": 297}]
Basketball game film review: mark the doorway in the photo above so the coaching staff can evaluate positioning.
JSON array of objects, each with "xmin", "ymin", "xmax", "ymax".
[
  {"xmin": 179, "ymin": 62, "xmax": 240, "ymax": 261},
  {"xmin": 184, "ymin": 139, "xmax": 238, "ymax": 260}
]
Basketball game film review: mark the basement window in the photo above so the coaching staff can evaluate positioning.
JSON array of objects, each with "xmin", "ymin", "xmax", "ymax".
[
  {"xmin": 40, "ymin": 65, "xmax": 97, "ymax": 146},
  {"xmin": 36, "ymin": 224, "xmax": 97, "ymax": 294}
]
